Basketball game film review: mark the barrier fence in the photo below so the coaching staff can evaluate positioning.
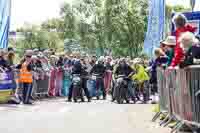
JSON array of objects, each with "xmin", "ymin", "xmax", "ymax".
[
  {"xmin": 153, "ymin": 66, "xmax": 200, "ymax": 133},
  {"xmin": 0, "ymin": 66, "xmax": 114, "ymax": 103}
]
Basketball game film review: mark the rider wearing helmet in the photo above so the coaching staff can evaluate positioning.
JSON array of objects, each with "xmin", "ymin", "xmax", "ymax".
[
  {"xmin": 68, "ymin": 59, "xmax": 91, "ymax": 102},
  {"xmin": 90, "ymin": 56, "xmax": 107, "ymax": 99},
  {"xmin": 114, "ymin": 58, "xmax": 134, "ymax": 76},
  {"xmin": 113, "ymin": 58, "xmax": 135, "ymax": 102}
]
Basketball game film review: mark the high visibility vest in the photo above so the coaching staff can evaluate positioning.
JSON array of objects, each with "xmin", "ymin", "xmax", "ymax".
[{"xmin": 19, "ymin": 62, "xmax": 33, "ymax": 83}]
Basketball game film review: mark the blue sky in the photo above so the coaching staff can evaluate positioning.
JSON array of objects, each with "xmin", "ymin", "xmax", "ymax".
[{"xmin": 10, "ymin": 0, "xmax": 200, "ymax": 30}]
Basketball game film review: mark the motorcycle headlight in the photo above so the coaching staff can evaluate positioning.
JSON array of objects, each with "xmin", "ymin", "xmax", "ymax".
[{"xmin": 73, "ymin": 77, "xmax": 81, "ymax": 82}]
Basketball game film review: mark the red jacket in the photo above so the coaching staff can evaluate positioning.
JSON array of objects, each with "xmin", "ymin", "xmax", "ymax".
[{"xmin": 170, "ymin": 24, "xmax": 197, "ymax": 67}]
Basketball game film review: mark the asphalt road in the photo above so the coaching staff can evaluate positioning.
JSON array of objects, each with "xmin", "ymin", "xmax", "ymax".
[{"xmin": 0, "ymin": 98, "xmax": 170, "ymax": 133}]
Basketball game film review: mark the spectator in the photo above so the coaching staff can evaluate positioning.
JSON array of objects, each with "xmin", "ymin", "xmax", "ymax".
[
  {"xmin": 171, "ymin": 13, "xmax": 197, "ymax": 67},
  {"xmin": 178, "ymin": 32, "xmax": 196, "ymax": 68},
  {"xmin": 57, "ymin": 56, "xmax": 64, "ymax": 67},
  {"xmin": 18, "ymin": 50, "xmax": 34, "ymax": 104},
  {"xmin": 150, "ymin": 48, "xmax": 168, "ymax": 95},
  {"xmin": 161, "ymin": 36, "xmax": 176, "ymax": 66},
  {"xmin": 7, "ymin": 49, "xmax": 15, "ymax": 66},
  {"xmin": 188, "ymin": 36, "xmax": 200, "ymax": 60}
]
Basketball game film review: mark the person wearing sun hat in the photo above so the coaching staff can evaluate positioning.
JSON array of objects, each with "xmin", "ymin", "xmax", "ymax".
[
  {"xmin": 17, "ymin": 50, "xmax": 34, "ymax": 104},
  {"xmin": 161, "ymin": 36, "xmax": 176, "ymax": 66}
]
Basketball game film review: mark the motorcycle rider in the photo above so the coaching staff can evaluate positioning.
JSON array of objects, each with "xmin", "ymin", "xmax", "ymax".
[
  {"xmin": 113, "ymin": 58, "xmax": 135, "ymax": 102},
  {"xmin": 90, "ymin": 56, "xmax": 106, "ymax": 100},
  {"xmin": 80, "ymin": 58, "xmax": 91, "ymax": 102},
  {"xmin": 68, "ymin": 58, "xmax": 91, "ymax": 102},
  {"xmin": 90, "ymin": 55, "xmax": 97, "ymax": 67}
]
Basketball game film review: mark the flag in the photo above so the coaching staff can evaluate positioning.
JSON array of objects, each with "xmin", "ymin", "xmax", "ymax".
[
  {"xmin": 0, "ymin": 0, "xmax": 11, "ymax": 49},
  {"xmin": 143, "ymin": 0, "xmax": 165, "ymax": 57}
]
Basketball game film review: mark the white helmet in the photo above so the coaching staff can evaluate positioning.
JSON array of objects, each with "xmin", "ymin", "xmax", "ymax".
[{"xmin": 98, "ymin": 56, "xmax": 104, "ymax": 62}]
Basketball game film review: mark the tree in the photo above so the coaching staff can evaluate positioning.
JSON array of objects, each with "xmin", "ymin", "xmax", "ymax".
[
  {"xmin": 13, "ymin": 0, "xmax": 149, "ymax": 57},
  {"xmin": 60, "ymin": 3, "xmax": 78, "ymax": 39},
  {"xmin": 102, "ymin": 0, "xmax": 147, "ymax": 57},
  {"xmin": 13, "ymin": 24, "xmax": 62, "ymax": 56}
]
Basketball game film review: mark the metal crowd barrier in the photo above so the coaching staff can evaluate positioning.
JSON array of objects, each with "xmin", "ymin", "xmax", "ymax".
[
  {"xmin": 152, "ymin": 67, "xmax": 169, "ymax": 122},
  {"xmin": 1, "ymin": 66, "xmax": 114, "ymax": 103},
  {"xmin": 152, "ymin": 66, "xmax": 200, "ymax": 133},
  {"xmin": 0, "ymin": 71, "xmax": 15, "ymax": 103}
]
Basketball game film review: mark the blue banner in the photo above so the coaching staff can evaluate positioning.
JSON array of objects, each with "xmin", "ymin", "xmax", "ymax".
[
  {"xmin": 0, "ymin": 0, "xmax": 11, "ymax": 49},
  {"xmin": 143, "ymin": 0, "xmax": 165, "ymax": 57}
]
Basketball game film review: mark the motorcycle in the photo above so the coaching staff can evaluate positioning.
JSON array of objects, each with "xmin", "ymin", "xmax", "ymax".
[
  {"xmin": 90, "ymin": 74, "xmax": 104, "ymax": 100},
  {"xmin": 72, "ymin": 74, "xmax": 84, "ymax": 102},
  {"xmin": 113, "ymin": 75, "xmax": 130, "ymax": 104},
  {"xmin": 134, "ymin": 80, "xmax": 151, "ymax": 104}
]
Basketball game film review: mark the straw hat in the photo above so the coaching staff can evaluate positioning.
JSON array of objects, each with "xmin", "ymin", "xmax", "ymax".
[{"xmin": 162, "ymin": 36, "xmax": 176, "ymax": 46}]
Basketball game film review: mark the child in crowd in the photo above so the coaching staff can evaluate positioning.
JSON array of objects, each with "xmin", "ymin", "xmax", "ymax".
[{"xmin": 149, "ymin": 48, "xmax": 168, "ymax": 103}]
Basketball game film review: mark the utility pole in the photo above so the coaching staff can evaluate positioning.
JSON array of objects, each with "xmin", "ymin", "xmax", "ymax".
[{"xmin": 190, "ymin": 0, "xmax": 196, "ymax": 12}]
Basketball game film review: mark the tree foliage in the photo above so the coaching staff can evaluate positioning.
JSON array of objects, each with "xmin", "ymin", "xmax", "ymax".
[
  {"xmin": 10, "ymin": 0, "xmax": 193, "ymax": 58},
  {"xmin": 11, "ymin": 0, "xmax": 149, "ymax": 57}
]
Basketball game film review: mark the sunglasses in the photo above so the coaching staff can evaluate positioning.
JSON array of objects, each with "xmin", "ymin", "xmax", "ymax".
[{"xmin": 26, "ymin": 55, "xmax": 32, "ymax": 58}]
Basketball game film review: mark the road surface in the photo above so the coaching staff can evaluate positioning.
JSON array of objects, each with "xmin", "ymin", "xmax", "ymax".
[{"xmin": 0, "ymin": 98, "xmax": 170, "ymax": 133}]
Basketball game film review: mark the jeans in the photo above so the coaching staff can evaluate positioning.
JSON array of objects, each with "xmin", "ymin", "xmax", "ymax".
[
  {"xmin": 127, "ymin": 80, "xmax": 135, "ymax": 100},
  {"xmin": 96, "ymin": 78, "xmax": 106, "ymax": 98},
  {"xmin": 82, "ymin": 78, "xmax": 91, "ymax": 99},
  {"xmin": 112, "ymin": 79, "xmax": 134, "ymax": 101},
  {"xmin": 22, "ymin": 83, "xmax": 33, "ymax": 104}
]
